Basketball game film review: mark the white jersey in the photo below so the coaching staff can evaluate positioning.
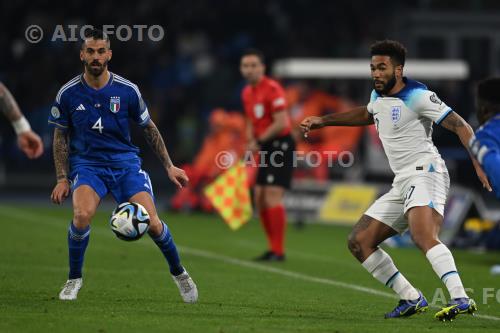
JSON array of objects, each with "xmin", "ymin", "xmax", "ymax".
[{"xmin": 367, "ymin": 78, "xmax": 452, "ymax": 181}]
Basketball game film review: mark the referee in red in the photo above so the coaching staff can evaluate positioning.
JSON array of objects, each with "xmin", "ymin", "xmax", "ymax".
[{"xmin": 240, "ymin": 49, "xmax": 295, "ymax": 261}]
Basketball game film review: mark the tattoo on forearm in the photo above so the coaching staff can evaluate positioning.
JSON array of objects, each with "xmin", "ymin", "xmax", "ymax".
[
  {"xmin": 0, "ymin": 82, "xmax": 23, "ymax": 122},
  {"xmin": 440, "ymin": 111, "xmax": 477, "ymax": 159},
  {"xmin": 53, "ymin": 129, "xmax": 69, "ymax": 181},
  {"xmin": 440, "ymin": 112, "xmax": 465, "ymax": 132},
  {"xmin": 143, "ymin": 123, "xmax": 173, "ymax": 169}
]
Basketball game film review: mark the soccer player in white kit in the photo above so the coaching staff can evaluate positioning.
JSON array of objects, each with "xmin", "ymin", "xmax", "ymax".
[{"xmin": 301, "ymin": 40, "xmax": 491, "ymax": 320}]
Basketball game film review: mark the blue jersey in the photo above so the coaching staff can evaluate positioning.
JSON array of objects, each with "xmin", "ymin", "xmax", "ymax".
[
  {"xmin": 48, "ymin": 73, "xmax": 151, "ymax": 169},
  {"xmin": 470, "ymin": 115, "xmax": 500, "ymax": 199}
]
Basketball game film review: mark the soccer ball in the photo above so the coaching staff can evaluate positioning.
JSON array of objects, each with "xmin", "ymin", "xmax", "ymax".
[{"xmin": 110, "ymin": 202, "xmax": 150, "ymax": 241}]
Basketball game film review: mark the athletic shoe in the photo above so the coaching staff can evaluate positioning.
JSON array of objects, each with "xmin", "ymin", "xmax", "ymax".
[
  {"xmin": 384, "ymin": 291, "xmax": 429, "ymax": 318},
  {"xmin": 253, "ymin": 251, "xmax": 285, "ymax": 262},
  {"xmin": 172, "ymin": 270, "xmax": 198, "ymax": 303},
  {"xmin": 59, "ymin": 278, "xmax": 83, "ymax": 301},
  {"xmin": 434, "ymin": 298, "xmax": 477, "ymax": 321}
]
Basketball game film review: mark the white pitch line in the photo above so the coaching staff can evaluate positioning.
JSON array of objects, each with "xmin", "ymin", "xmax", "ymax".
[
  {"xmin": 180, "ymin": 246, "xmax": 395, "ymax": 298},
  {"xmin": 179, "ymin": 246, "xmax": 500, "ymax": 322},
  {"xmin": 2, "ymin": 205, "xmax": 499, "ymax": 321}
]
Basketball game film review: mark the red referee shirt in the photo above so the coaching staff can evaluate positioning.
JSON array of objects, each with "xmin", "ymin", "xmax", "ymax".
[{"xmin": 241, "ymin": 76, "xmax": 291, "ymax": 139}]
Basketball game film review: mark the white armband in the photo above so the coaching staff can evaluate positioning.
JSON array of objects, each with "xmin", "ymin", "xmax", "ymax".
[{"xmin": 12, "ymin": 116, "xmax": 31, "ymax": 135}]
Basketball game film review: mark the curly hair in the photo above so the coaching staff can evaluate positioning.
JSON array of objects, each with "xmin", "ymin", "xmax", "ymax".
[{"xmin": 370, "ymin": 40, "xmax": 407, "ymax": 66}]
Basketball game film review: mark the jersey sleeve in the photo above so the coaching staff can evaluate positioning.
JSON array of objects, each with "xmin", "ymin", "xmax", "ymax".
[
  {"xmin": 366, "ymin": 90, "xmax": 379, "ymax": 114},
  {"xmin": 469, "ymin": 129, "xmax": 500, "ymax": 198},
  {"xmin": 48, "ymin": 92, "xmax": 70, "ymax": 132},
  {"xmin": 412, "ymin": 90, "xmax": 453, "ymax": 124},
  {"xmin": 482, "ymin": 152, "xmax": 500, "ymax": 199},
  {"xmin": 268, "ymin": 84, "xmax": 287, "ymax": 113},
  {"xmin": 128, "ymin": 85, "xmax": 150, "ymax": 127}
]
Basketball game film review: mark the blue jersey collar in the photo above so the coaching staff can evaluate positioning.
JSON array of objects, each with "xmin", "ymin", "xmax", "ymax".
[{"xmin": 80, "ymin": 72, "xmax": 114, "ymax": 91}]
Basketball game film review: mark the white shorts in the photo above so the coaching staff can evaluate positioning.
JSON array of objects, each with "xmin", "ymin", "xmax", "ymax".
[{"xmin": 364, "ymin": 171, "xmax": 450, "ymax": 234}]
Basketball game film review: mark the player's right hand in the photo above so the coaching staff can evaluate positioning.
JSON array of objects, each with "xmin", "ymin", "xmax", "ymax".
[
  {"xmin": 300, "ymin": 116, "xmax": 324, "ymax": 137},
  {"xmin": 17, "ymin": 131, "xmax": 44, "ymax": 159},
  {"xmin": 51, "ymin": 179, "xmax": 70, "ymax": 204},
  {"xmin": 167, "ymin": 165, "xmax": 189, "ymax": 189}
]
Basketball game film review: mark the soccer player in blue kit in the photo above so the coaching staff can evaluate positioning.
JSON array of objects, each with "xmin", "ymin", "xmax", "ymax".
[
  {"xmin": 470, "ymin": 78, "xmax": 500, "ymax": 199},
  {"xmin": 49, "ymin": 29, "xmax": 198, "ymax": 302},
  {"xmin": 469, "ymin": 78, "xmax": 500, "ymax": 275}
]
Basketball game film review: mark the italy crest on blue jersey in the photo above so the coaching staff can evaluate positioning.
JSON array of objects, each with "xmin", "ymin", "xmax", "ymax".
[
  {"xmin": 47, "ymin": 72, "xmax": 151, "ymax": 169},
  {"xmin": 110, "ymin": 96, "xmax": 120, "ymax": 113}
]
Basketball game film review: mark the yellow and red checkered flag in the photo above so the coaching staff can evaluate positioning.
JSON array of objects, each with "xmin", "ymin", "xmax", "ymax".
[{"xmin": 204, "ymin": 161, "xmax": 253, "ymax": 230}]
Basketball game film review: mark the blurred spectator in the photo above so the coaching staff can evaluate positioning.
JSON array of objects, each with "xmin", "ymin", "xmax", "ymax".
[
  {"xmin": 170, "ymin": 108, "xmax": 246, "ymax": 211},
  {"xmin": 287, "ymin": 84, "xmax": 364, "ymax": 181}
]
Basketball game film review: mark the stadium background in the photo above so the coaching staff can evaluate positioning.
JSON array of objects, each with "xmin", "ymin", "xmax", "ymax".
[{"xmin": 1, "ymin": 1, "xmax": 500, "ymax": 332}]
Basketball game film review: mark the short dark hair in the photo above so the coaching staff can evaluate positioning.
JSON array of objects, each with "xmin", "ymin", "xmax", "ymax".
[
  {"xmin": 81, "ymin": 28, "xmax": 110, "ymax": 49},
  {"xmin": 370, "ymin": 40, "xmax": 407, "ymax": 66},
  {"xmin": 241, "ymin": 48, "xmax": 265, "ymax": 64},
  {"xmin": 477, "ymin": 78, "xmax": 500, "ymax": 123}
]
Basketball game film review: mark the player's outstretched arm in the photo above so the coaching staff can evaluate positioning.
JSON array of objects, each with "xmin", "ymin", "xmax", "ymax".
[
  {"xmin": 51, "ymin": 128, "xmax": 70, "ymax": 204},
  {"xmin": 440, "ymin": 111, "xmax": 492, "ymax": 191},
  {"xmin": 0, "ymin": 82, "xmax": 43, "ymax": 159},
  {"xmin": 300, "ymin": 106, "xmax": 373, "ymax": 137},
  {"xmin": 143, "ymin": 121, "xmax": 188, "ymax": 189}
]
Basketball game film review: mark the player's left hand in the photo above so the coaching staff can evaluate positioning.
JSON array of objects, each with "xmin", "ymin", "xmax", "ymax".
[
  {"xmin": 473, "ymin": 161, "xmax": 492, "ymax": 192},
  {"xmin": 167, "ymin": 166, "xmax": 189, "ymax": 189},
  {"xmin": 17, "ymin": 131, "xmax": 44, "ymax": 159}
]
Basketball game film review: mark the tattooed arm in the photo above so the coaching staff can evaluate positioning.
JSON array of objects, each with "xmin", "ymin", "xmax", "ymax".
[
  {"xmin": 0, "ymin": 81, "xmax": 44, "ymax": 158},
  {"xmin": 0, "ymin": 81, "xmax": 23, "ymax": 122},
  {"xmin": 50, "ymin": 128, "xmax": 71, "ymax": 204},
  {"xmin": 440, "ymin": 111, "xmax": 492, "ymax": 191},
  {"xmin": 143, "ymin": 121, "xmax": 188, "ymax": 188}
]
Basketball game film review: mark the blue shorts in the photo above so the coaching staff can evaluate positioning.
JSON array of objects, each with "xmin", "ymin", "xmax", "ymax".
[{"xmin": 69, "ymin": 165, "xmax": 154, "ymax": 203}]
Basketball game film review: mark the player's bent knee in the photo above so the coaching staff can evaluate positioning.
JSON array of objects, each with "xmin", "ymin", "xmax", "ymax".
[
  {"xmin": 73, "ymin": 209, "xmax": 94, "ymax": 227},
  {"xmin": 147, "ymin": 215, "xmax": 163, "ymax": 234},
  {"xmin": 347, "ymin": 231, "xmax": 363, "ymax": 254},
  {"xmin": 410, "ymin": 233, "xmax": 439, "ymax": 252}
]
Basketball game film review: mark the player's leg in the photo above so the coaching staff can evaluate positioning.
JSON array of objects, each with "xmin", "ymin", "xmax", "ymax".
[
  {"xmin": 348, "ymin": 214, "xmax": 420, "ymax": 298},
  {"xmin": 407, "ymin": 206, "xmax": 476, "ymax": 320},
  {"xmin": 253, "ymin": 184, "xmax": 274, "ymax": 258},
  {"xmin": 60, "ymin": 183, "xmax": 102, "ymax": 301},
  {"xmin": 255, "ymin": 135, "xmax": 294, "ymax": 261},
  {"xmin": 129, "ymin": 191, "xmax": 184, "ymax": 276},
  {"xmin": 349, "ymin": 190, "xmax": 428, "ymax": 318},
  {"xmin": 116, "ymin": 167, "xmax": 197, "ymax": 303},
  {"xmin": 408, "ymin": 206, "xmax": 467, "ymax": 294},
  {"xmin": 260, "ymin": 185, "xmax": 286, "ymax": 260},
  {"xmin": 347, "ymin": 214, "xmax": 397, "ymax": 261},
  {"xmin": 69, "ymin": 185, "xmax": 101, "ymax": 276},
  {"xmin": 405, "ymin": 171, "xmax": 476, "ymax": 320},
  {"xmin": 128, "ymin": 190, "xmax": 197, "ymax": 303}
]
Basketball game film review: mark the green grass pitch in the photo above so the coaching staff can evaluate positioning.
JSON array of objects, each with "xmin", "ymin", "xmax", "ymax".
[{"xmin": 1, "ymin": 204, "xmax": 499, "ymax": 333}]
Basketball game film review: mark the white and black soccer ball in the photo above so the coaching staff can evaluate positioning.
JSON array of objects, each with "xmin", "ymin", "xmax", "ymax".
[{"xmin": 110, "ymin": 202, "xmax": 150, "ymax": 241}]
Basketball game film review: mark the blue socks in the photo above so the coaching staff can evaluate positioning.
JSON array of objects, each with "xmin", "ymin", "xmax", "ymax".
[
  {"xmin": 67, "ymin": 222, "xmax": 90, "ymax": 279},
  {"xmin": 150, "ymin": 221, "xmax": 184, "ymax": 276},
  {"xmin": 67, "ymin": 220, "xmax": 183, "ymax": 279}
]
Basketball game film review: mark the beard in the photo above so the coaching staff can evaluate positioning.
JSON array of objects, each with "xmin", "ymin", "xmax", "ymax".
[
  {"xmin": 84, "ymin": 59, "xmax": 108, "ymax": 77},
  {"xmin": 374, "ymin": 73, "xmax": 397, "ymax": 95}
]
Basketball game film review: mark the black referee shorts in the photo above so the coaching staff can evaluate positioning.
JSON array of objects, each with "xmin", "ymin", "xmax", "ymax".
[{"xmin": 256, "ymin": 134, "xmax": 296, "ymax": 189}]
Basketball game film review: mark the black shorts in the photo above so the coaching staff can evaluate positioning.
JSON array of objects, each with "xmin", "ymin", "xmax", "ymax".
[{"xmin": 256, "ymin": 134, "xmax": 296, "ymax": 189}]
